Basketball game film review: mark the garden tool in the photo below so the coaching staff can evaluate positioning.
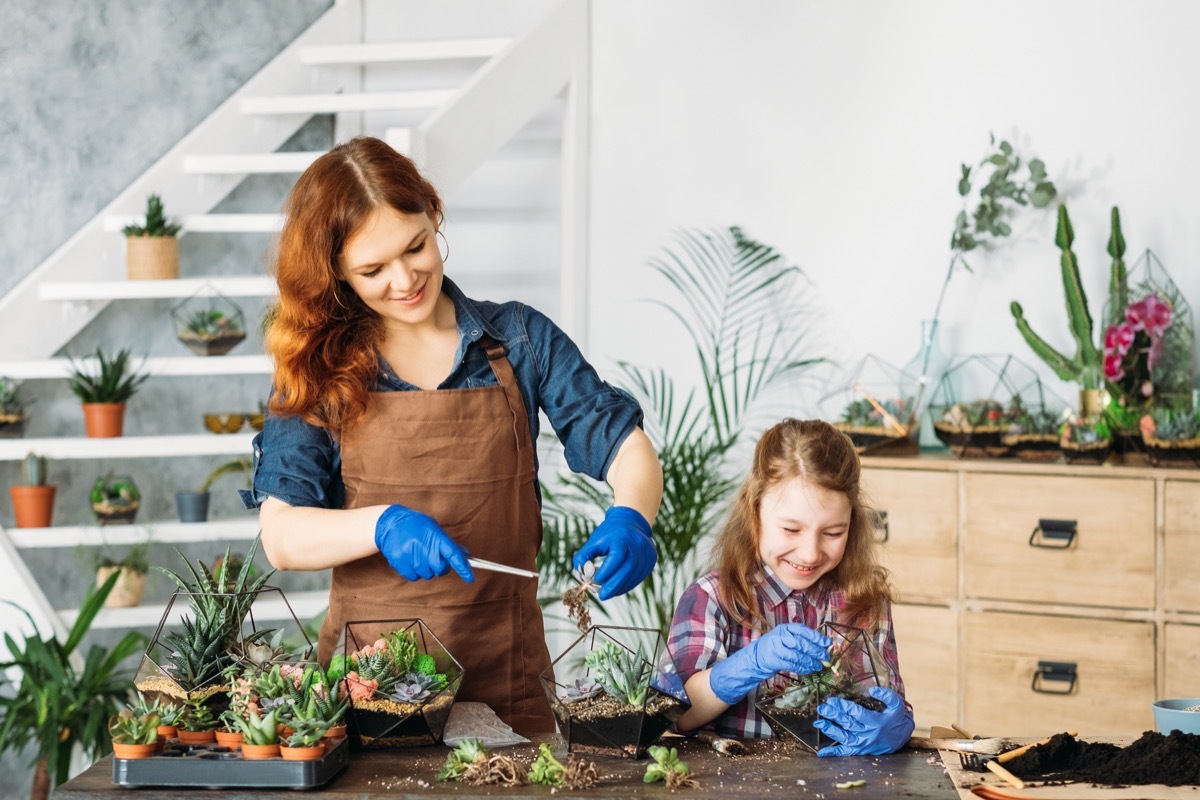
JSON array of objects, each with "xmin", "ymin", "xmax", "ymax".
[
  {"xmin": 467, "ymin": 557, "xmax": 538, "ymax": 578},
  {"xmin": 958, "ymin": 751, "xmax": 1026, "ymax": 790}
]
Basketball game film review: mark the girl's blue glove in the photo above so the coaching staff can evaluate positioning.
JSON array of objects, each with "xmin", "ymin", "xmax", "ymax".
[
  {"xmin": 813, "ymin": 686, "xmax": 915, "ymax": 756},
  {"xmin": 571, "ymin": 506, "xmax": 656, "ymax": 600},
  {"xmin": 708, "ymin": 623, "xmax": 830, "ymax": 705},
  {"xmin": 374, "ymin": 504, "xmax": 474, "ymax": 583}
]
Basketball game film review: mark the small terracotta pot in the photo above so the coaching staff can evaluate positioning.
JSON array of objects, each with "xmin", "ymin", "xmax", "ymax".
[
  {"xmin": 176, "ymin": 729, "xmax": 216, "ymax": 745},
  {"xmin": 322, "ymin": 724, "xmax": 347, "ymax": 741},
  {"xmin": 279, "ymin": 743, "xmax": 325, "ymax": 761},
  {"xmin": 277, "ymin": 724, "xmax": 295, "ymax": 740},
  {"xmin": 215, "ymin": 729, "xmax": 243, "ymax": 748},
  {"xmin": 112, "ymin": 741, "xmax": 157, "ymax": 759},
  {"xmin": 155, "ymin": 724, "xmax": 178, "ymax": 740},
  {"xmin": 9, "ymin": 485, "xmax": 55, "ymax": 528},
  {"xmin": 240, "ymin": 743, "xmax": 281, "ymax": 760},
  {"xmin": 81, "ymin": 402, "xmax": 126, "ymax": 438}
]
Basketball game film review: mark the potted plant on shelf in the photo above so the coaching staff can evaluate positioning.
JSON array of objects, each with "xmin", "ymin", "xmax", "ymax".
[
  {"xmin": 1059, "ymin": 414, "xmax": 1112, "ymax": 465},
  {"xmin": 1001, "ymin": 395, "xmax": 1065, "ymax": 463},
  {"xmin": 0, "ymin": 376, "xmax": 29, "ymax": 437},
  {"xmin": 108, "ymin": 706, "xmax": 161, "ymax": 760},
  {"xmin": 1141, "ymin": 407, "xmax": 1200, "ymax": 468},
  {"xmin": 89, "ymin": 474, "xmax": 141, "ymax": 525},
  {"xmin": 9, "ymin": 451, "xmax": 56, "ymax": 528},
  {"xmin": 94, "ymin": 537, "xmax": 152, "ymax": 608},
  {"xmin": 176, "ymin": 693, "xmax": 219, "ymax": 744},
  {"xmin": 123, "ymin": 193, "xmax": 181, "ymax": 280},
  {"xmin": 171, "ymin": 292, "xmax": 247, "ymax": 356},
  {"xmin": 177, "ymin": 456, "xmax": 252, "ymax": 523},
  {"xmin": 66, "ymin": 347, "xmax": 149, "ymax": 438},
  {"xmin": 128, "ymin": 694, "xmax": 184, "ymax": 741}
]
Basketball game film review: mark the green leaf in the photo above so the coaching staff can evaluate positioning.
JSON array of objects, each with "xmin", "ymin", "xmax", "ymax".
[
  {"xmin": 999, "ymin": 140, "xmax": 1013, "ymax": 156},
  {"xmin": 987, "ymin": 154, "xmax": 1008, "ymax": 166},
  {"xmin": 957, "ymin": 177, "xmax": 970, "ymax": 196},
  {"xmin": 1028, "ymin": 158, "xmax": 1046, "ymax": 180}
]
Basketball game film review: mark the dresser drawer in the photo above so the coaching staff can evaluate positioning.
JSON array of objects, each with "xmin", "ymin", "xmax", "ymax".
[
  {"xmin": 862, "ymin": 468, "xmax": 957, "ymax": 601},
  {"xmin": 1164, "ymin": 623, "xmax": 1200, "ymax": 699},
  {"xmin": 963, "ymin": 611, "xmax": 1154, "ymax": 737},
  {"xmin": 892, "ymin": 603, "xmax": 957, "ymax": 731},
  {"xmin": 963, "ymin": 474, "xmax": 1154, "ymax": 608},
  {"xmin": 1164, "ymin": 481, "xmax": 1200, "ymax": 612}
]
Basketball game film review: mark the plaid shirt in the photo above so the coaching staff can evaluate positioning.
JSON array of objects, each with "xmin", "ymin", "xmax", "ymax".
[{"xmin": 667, "ymin": 565, "xmax": 906, "ymax": 739}]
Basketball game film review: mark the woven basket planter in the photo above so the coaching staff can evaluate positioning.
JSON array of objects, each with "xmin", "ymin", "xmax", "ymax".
[{"xmin": 126, "ymin": 236, "xmax": 179, "ymax": 280}]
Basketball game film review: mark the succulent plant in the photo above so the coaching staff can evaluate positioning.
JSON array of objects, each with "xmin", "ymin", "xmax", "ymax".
[
  {"xmin": 437, "ymin": 738, "xmax": 488, "ymax": 782},
  {"xmin": 583, "ymin": 641, "xmax": 652, "ymax": 707},
  {"xmin": 389, "ymin": 671, "xmax": 440, "ymax": 704},
  {"xmin": 66, "ymin": 347, "xmax": 149, "ymax": 404},
  {"xmin": 179, "ymin": 693, "xmax": 217, "ymax": 732},
  {"xmin": 527, "ymin": 742, "xmax": 566, "ymax": 786},
  {"xmin": 1146, "ymin": 407, "xmax": 1200, "ymax": 442},
  {"xmin": 563, "ymin": 677, "xmax": 603, "ymax": 701},
  {"xmin": 123, "ymin": 194, "xmax": 181, "ymax": 238},
  {"xmin": 284, "ymin": 717, "xmax": 330, "ymax": 748},
  {"xmin": 108, "ymin": 707, "xmax": 161, "ymax": 746},
  {"xmin": 0, "ymin": 377, "xmax": 27, "ymax": 417},
  {"xmin": 644, "ymin": 744, "xmax": 697, "ymax": 788},
  {"xmin": 184, "ymin": 309, "xmax": 242, "ymax": 339},
  {"xmin": 233, "ymin": 708, "xmax": 279, "ymax": 746}
]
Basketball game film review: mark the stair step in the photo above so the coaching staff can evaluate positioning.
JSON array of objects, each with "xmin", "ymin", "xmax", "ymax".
[
  {"xmin": 0, "ymin": 433, "xmax": 256, "ymax": 461},
  {"xmin": 241, "ymin": 90, "xmax": 455, "ymax": 115},
  {"xmin": 40, "ymin": 276, "xmax": 276, "ymax": 300},
  {"xmin": 182, "ymin": 151, "xmax": 326, "ymax": 175},
  {"xmin": 299, "ymin": 38, "xmax": 508, "ymax": 65},
  {"xmin": 0, "ymin": 355, "xmax": 271, "ymax": 380},
  {"xmin": 105, "ymin": 214, "xmax": 283, "ymax": 233}
]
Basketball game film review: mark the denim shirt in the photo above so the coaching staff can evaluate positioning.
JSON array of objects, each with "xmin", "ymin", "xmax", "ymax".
[{"xmin": 241, "ymin": 277, "xmax": 643, "ymax": 511}]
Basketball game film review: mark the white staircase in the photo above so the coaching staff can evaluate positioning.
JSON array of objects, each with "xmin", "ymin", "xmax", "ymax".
[{"xmin": 0, "ymin": 0, "xmax": 587, "ymax": 651}]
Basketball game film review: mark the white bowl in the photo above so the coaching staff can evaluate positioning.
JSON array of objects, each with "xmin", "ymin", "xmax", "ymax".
[{"xmin": 1151, "ymin": 698, "xmax": 1200, "ymax": 735}]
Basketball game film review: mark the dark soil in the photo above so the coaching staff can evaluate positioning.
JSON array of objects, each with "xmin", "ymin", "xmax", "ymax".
[{"xmin": 1006, "ymin": 730, "xmax": 1200, "ymax": 786}]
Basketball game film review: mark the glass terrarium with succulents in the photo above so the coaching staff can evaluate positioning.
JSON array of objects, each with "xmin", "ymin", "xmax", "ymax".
[
  {"xmin": 1000, "ymin": 384, "xmax": 1071, "ymax": 464},
  {"xmin": 755, "ymin": 621, "xmax": 888, "ymax": 753},
  {"xmin": 929, "ymin": 354, "xmax": 1060, "ymax": 459},
  {"xmin": 540, "ymin": 625, "xmax": 689, "ymax": 759},
  {"xmin": 170, "ymin": 290, "xmax": 247, "ymax": 356},
  {"xmin": 1142, "ymin": 407, "xmax": 1200, "ymax": 468},
  {"xmin": 819, "ymin": 356, "xmax": 919, "ymax": 456},
  {"xmin": 90, "ymin": 474, "xmax": 141, "ymax": 525},
  {"xmin": 332, "ymin": 619, "xmax": 463, "ymax": 749},
  {"xmin": 1059, "ymin": 414, "xmax": 1113, "ymax": 466}
]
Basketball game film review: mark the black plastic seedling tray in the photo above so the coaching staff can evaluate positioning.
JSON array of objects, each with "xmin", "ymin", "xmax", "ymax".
[{"xmin": 112, "ymin": 737, "xmax": 349, "ymax": 789}]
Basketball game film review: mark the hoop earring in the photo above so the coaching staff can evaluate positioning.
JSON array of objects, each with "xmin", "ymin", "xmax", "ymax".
[
  {"xmin": 331, "ymin": 283, "xmax": 351, "ymax": 313},
  {"xmin": 437, "ymin": 229, "xmax": 450, "ymax": 265}
]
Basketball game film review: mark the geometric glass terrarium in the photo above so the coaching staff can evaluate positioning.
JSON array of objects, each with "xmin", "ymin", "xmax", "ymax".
[
  {"xmin": 929, "ymin": 354, "xmax": 1054, "ymax": 459},
  {"xmin": 1000, "ymin": 382, "xmax": 1071, "ymax": 463},
  {"xmin": 89, "ymin": 473, "xmax": 141, "ymax": 525},
  {"xmin": 335, "ymin": 619, "xmax": 463, "ymax": 750},
  {"xmin": 820, "ymin": 355, "xmax": 920, "ymax": 456},
  {"xmin": 540, "ymin": 625, "xmax": 689, "ymax": 759},
  {"xmin": 170, "ymin": 289, "xmax": 247, "ymax": 357},
  {"xmin": 755, "ymin": 621, "xmax": 888, "ymax": 753}
]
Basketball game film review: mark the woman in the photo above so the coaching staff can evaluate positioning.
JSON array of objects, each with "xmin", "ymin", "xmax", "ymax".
[{"xmin": 243, "ymin": 136, "xmax": 663, "ymax": 734}]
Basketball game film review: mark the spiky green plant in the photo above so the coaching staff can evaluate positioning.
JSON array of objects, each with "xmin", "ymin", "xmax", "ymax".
[
  {"xmin": 0, "ymin": 377, "xmax": 26, "ymax": 417},
  {"xmin": 66, "ymin": 347, "xmax": 149, "ymax": 404},
  {"xmin": 583, "ymin": 641, "xmax": 652, "ymax": 707},
  {"xmin": 1147, "ymin": 407, "xmax": 1200, "ymax": 442},
  {"xmin": 538, "ymin": 226, "xmax": 825, "ymax": 636},
  {"xmin": 1011, "ymin": 206, "xmax": 1126, "ymax": 391},
  {"xmin": 348, "ymin": 650, "xmax": 403, "ymax": 695},
  {"xmin": 122, "ymin": 194, "xmax": 181, "ymax": 238}
]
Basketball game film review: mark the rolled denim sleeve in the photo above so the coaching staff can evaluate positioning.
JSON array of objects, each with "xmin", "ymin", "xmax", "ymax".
[
  {"xmin": 522, "ymin": 306, "xmax": 644, "ymax": 481},
  {"xmin": 239, "ymin": 411, "xmax": 343, "ymax": 510}
]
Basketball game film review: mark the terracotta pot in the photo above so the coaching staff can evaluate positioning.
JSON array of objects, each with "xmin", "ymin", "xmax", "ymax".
[
  {"xmin": 322, "ymin": 724, "xmax": 347, "ymax": 741},
  {"xmin": 277, "ymin": 724, "xmax": 295, "ymax": 740},
  {"xmin": 126, "ymin": 235, "xmax": 179, "ymax": 280},
  {"xmin": 215, "ymin": 729, "xmax": 243, "ymax": 748},
  {"xmin": 8, "ymin": 485, "xmax": 55, "ymax": 528},
  {"xmin": 81, "ymin": 402, "xmax": 126, "ymax": 438},
  {"xmin": 240, "ymin": 743, "xmax": 280, "ymax": 760},
  {"xmin": 279, "ymin": 743, "xmax": 325, "ymax": 761},
  {"xmin": 176, "ymin": 729, "xmax": 216, "ymax": 745},
  {"xmin": 112, "ymin": 741, "xmax": 157, "ymax": 759},
  {"xmin": 156, "ymin": 724, "xmax": 178, "ymax": 740},
  {"xmin": 96, "ymin": 566, "xmax": 146, "ymax": 608}
]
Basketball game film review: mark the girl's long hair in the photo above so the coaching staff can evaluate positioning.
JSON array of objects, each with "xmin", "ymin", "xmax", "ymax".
[
  {"xmin": 265, "ymin": 136, "xmax": 443, "ymax": 432},
  {"xmin": 711, "ymin": 418, "xmax": 893, "ymax": 633}
]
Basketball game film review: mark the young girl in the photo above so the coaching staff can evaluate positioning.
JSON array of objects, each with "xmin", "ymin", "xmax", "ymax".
[{"xmin": 668, "ymin": 418, "xmax": 913, "ymax": 755}]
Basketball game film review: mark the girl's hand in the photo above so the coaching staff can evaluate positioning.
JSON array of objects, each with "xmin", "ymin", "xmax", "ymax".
[
  {"xmin": 571, "ymin": 506, "xmax": 657, "ymax": 600},
  {"xmin": 813, "ymin": 686, "xmax": 915, "ymax": 756},
  {"xmin": 707, "ymin": 623, "xmax": 831, "ymax": 704}
]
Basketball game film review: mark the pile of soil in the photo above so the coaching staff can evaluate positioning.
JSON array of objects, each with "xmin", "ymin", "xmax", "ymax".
[{"xmin": 1006, "ymin": 731, "xmax": 1200, "ymax": 786}]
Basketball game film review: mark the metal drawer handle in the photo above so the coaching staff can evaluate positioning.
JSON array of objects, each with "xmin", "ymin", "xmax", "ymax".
[
  {"xmin": 1031, "ymin": 660, "xmax": 1077, "ymax": 695},
  {"xmin": 874, "ymin": 510, "xmax": 889, "ymax": 543},
  {"xmin": 1029, "ymin": 518, "xmax": 1077, "ymax": 549}
]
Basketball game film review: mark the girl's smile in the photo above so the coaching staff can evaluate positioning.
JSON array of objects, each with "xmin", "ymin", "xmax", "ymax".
[{"xmin": 758, "ymin": 475, "xmax": 850, "ymax": 592}]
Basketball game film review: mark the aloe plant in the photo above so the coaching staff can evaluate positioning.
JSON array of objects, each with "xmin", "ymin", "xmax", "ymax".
[
  {"xmin": 583, "ymin": 641, "xmax": 652, "ymax": 707},
  {"xmin": 1011, "ymin": 206, "xmax": 1126, "ymax": 391},
  {"xmin": 66, "ymin": 347, "xmax": 149, "ymax": 404}
]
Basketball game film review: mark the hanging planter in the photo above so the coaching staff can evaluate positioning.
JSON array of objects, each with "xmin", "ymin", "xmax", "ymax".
[{"xmin": 171, "ymin": 290, "xmax": 247, "ymax": 356}]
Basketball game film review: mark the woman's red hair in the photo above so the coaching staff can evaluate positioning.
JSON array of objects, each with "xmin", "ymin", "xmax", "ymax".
[
  {"xmin": 711, "ymin": 418, "xmax": 893, "ymax": 633},
  {"xmin": 265, "ymin": 136, "xmax": 443, "ymax": 432}
]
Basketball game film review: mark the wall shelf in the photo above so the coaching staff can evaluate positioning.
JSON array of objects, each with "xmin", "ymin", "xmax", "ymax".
[
  {"xmin": 0, "ymin": 355, "xmax": 271, "ymax": 379},
  {"xmin": 0, "ymin": 434, "xmax": 255, "ymax": 461},
  {"xmin": 7, "ymin": 517, "xmax": 260, "ymax": 549},
  {"xmin": 59, "ymin": 589, "xmax": 328, "ymax": 630},
  {"xmin": 39, "ymin": 276, "xmax": 276, "ymax": 301}
]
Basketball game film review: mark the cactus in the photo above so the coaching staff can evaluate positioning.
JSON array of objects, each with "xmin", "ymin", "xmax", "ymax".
[
  {"xmin": 21, "ymin": 452, "xmax": 46, "ymax": 486},
  {"xmin": 1011, "ymin": 205, "xmax": 1126, "ymax": 390},
  {"xmin": 122, "ymin": 193, "xmax": 181, "ymax": 238}
]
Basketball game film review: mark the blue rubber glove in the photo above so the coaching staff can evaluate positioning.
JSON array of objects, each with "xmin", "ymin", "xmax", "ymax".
[
  {"xmin": 571, "ymin": 506, "xmax": 656, "ymax": 600},
  {"xmin": 374, "ymin": 504, "xmax": 474, "ymax": 583},
  {"xmin": 708, "ymin": 623, "xmax": 831, "ymax": 705},
  {"xmin": 813, "ymin": 686, "xmax": 915, "ymax": 756}
]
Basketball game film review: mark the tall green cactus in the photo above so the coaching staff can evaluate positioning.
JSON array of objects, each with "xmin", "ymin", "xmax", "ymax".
[
  {"xmin": 21, "ymin": 451, "xmax": 46, "ymax": 486},
  {"xmin": 1010, "ymin": 205, "xmax": 1126, "ymax": 390}
]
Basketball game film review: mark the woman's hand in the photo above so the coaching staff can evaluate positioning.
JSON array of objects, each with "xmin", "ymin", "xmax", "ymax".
[
  {"xmin": 374, "ymin": 504, "xmax": 474, "ymax": 582},
  {"xmin": 813, "ymin": 686, "xmax": 915, "ymax": 756},
  {"xmin": 572, "ymin": 506, "xmax": 656, "ymax": 600},
  {"xmin": 707, "ymin": 623, "xmax": 831, "ymax": 704}
]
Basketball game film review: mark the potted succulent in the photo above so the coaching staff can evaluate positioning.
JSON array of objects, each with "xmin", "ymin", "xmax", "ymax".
[
  {"xmin": 108, "ymin": 706, "xmax": 161, "ymax": 759},
  {"xmin": 90, "ymin": 474, "xmax": 141, "ymax": 525},
  {"xmin": 9, "ymin": 451, "xmax": 56, "ymax": 528},
  {"xmin": 540, "ymin": 626, "xmax": 689, "ymax": 759},
  {"xmin": 232, "ymin": 708, "xmax": 281, "ymax": 759},
  {"xmin": 1001, "ymin": 396, "xmax": 1064, "ymax": 463},
  {"xmin": 932, "ymin": 398, "xmax": 1009, "ymax": 458},
  {"xmin": 1142, "ymin": 407, "xmax": 1200, "ymax": 468},
  {"xmin": 0, "ymin": 376, "xmax": 29, "ymax": 437},
  {"xmin": 1059, "ymin": 415, "xmax": 1112, "ymax": 465},
  {"xmin": 756, "ymin": 621, "xmax": 888, "ymax": 753},
  {"xmin": 334, "ymin": 619, "xmax": 463, "ymax": 749},
  {"xmin": 123, "ymin": 193, "xmax": 181, "ymax": 280},
  {"xmin": 176, "ymin": 457, "xmax": 252, "ymax": 523},
  {"xmin": 176, "ymin": 693, "xmax": 218, "ymax": 744},
  {"xmin": 171, "ymin": 292, "xmax": 247, "ymax": 356},
  {"xmin": 94, "ymin": 537, "xmax": 151, "ymax": 608},
  {"xmin": 128, "ymin": 694, "xmax": 184, "ymax": 741},
  {"xmin": 66, "ymin": 347, "xmax": 149, "ymax": 438}
]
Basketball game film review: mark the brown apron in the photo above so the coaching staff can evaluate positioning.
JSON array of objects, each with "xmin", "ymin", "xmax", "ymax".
[{"xmin": 317, "ymin": 338, "xmax": 555, "ymax": 734}]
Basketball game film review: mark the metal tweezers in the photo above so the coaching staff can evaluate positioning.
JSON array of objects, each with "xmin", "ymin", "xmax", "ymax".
[{"xmin": 467, "ymin": 557, "xmax": 538, "ymax": 578}]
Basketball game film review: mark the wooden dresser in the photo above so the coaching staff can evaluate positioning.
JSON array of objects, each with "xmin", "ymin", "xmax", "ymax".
[{"xmin": 862, "ymin": 454, "xmax": 1200, "ymax": 737}]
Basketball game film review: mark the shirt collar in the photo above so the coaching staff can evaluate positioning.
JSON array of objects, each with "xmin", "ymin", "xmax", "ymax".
[
  {"xmin": 758, "ymin": 562, "xmax": 827, "ymax": 611},
  {"xmin": 440, "ymin": 276, "xmax": 506, "ymax": 344}
]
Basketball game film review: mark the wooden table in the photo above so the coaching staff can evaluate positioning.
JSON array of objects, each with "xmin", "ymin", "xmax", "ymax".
[{"xmin": 56, "ymin": 735, "xmax": 958, "ymax": 799}]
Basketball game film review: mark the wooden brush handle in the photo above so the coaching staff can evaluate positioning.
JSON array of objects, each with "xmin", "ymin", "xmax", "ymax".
[
  {"xmin": 986, "ymin": 758, "xmax": 1026, "ymax": 789},
  {"xmin": 997, "ymin": 730, "xmax": 1078, "ymax": 764}
]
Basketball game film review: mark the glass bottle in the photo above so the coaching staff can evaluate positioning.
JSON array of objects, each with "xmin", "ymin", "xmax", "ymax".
[{"xmin": 902, "ymin": 319, "xmax": 950, "ymax": 450}]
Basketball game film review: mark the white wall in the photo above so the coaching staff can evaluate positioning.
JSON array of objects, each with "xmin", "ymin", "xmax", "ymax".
[{"xmin": 587, "ymin": 0, "xmax": 1200, "ymax": 413}]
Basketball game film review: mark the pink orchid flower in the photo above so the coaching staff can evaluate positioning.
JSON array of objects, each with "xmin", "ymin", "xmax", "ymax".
[
  {"xmin": 1103, "ymin": 352, "xmax": 1126, "ymax": 381},
  {"xmin": 1126, "ymin": 294, "xmax": 1173, "ymax": 338},
  {"xmin": 1104, "ymin": 322, "xmax": 1136, "ymax": 356}
]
